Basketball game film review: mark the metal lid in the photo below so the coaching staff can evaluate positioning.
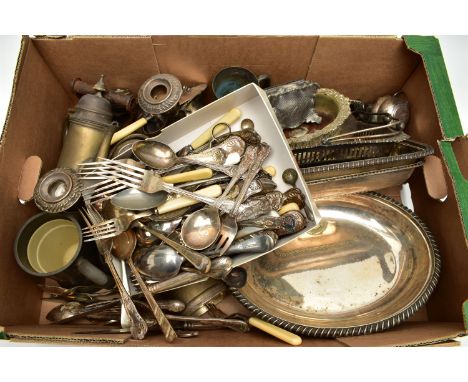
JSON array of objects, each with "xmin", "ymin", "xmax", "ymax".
[
  {"xmin": 72, "ymin": 94, "xmax": 113, "ymax": 125},
  {"xmin": 34, "ymin": 168, "xmax": 82, "ymax": 213},
  {"xmin": 138, "ymin": 74, "xmax": 183, "ymax": 115},
  {"xmin": 72, "ymin": 76, "xmax": 113, "ymax": 125}
]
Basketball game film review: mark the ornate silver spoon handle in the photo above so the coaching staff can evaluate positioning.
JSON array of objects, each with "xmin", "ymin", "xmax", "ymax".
[
  {"xmin": 179, "ymin": 147, "xmax": 227, "ymax": 166},
  {"xmin": 164, "ymin": 315, "xmax": 250, "ymax": 333},
  {"xmin": 232, "ymin": 143, "xmax": 271, "ymax": 214},
  {"xmin": 101, "ymin": 248, "xmax": 148, "ymax": 340},
  {"xmin": 155, "ymin": 159, "xmax": 237, "ymax": 177},
  {"xmin": 127, "ymin": 259, "xmax": 177, "ymax": 343},
  {"xmin": 147, "ymin": 272, "xmax": 209, "ymax": 294},
  {"xmin": 214, "ymin": 145, "xmax": 258, "ymax": 208},
  {"xmin": 239, "ymin": 215, "xmax": 282, "ymax": 229},
  {"xmin": 154, "ymin": 147, "xmax": 230, "ymax": 174},
  {"xmin": 161, "ymin": 182, "xmax": 233, "ymax": 214}
]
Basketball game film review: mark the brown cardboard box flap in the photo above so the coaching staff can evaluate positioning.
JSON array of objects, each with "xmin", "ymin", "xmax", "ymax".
[
  {"xmin": 307, "ymin": 36, "xmax": 420, "ymax": 101},
  {"xmin": 5, "ymin": 325, "xmax": 345, "ymax": 347},
  {"xmin": 17, "ymin": 155, "xmax": 42, "ymax": 203},
  {"xmin": 34, "ymin": 36, "xmax": 159, "ymax": 96},
  {"xmin": 0, "ymin": 38, "xmax": 72, "ymax": 326},
  {"xmin": 126, "ymin": 329, "xmax": 345, "ymax": 347},
  {"xmin": 151, "ymin": 35, "xmax": 319, "ymax": 87},
  {"xmin": 423, "ymin": 155, "xmax": 449, "ymax": 200},
  {"xmin": 426, "ymin": 340, "xmax": 460, "ymax": 347},
  {"xmin": 5, "ymin": 324, "xmax": 130, "ymax": 345},
  {"xmin": 336, "ymin": 322, "xmax": 465, "ymax": 347}
]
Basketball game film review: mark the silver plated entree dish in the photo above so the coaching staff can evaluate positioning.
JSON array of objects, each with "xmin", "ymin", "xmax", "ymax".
[{"xmin": 232, "ymin": 193, "xmax": 440, "ymax": 337}]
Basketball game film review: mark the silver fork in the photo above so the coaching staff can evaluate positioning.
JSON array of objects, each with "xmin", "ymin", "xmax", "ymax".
[
  {"xmin": 78, "ymin": 158, "xmax": 237, "ymax": 208},
  {"xmin": 79, "ymin": 205, "xmax": 148, "ymax": 340},
  {"xmin": 81, "ymin": 209, "xmax": 153, "ymax": 241},
  {"xmin": 82, "ymin": 205, "xmax": 178, "ymax": 343}
]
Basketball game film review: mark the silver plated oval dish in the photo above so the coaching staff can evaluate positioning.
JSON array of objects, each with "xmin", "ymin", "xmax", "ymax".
[{"xmin": 231, "ymin": 193, "xmax": 440, "ymax": 337}]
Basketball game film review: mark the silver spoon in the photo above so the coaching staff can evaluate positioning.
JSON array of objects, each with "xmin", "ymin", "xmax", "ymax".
[
  {"xmin": 180, "ymin": 206, "xmax": 221, "ymax": 251},
  {"xmin": 204, "ymin": 231, "xmax": 278, "ymax": 257},
  {"xmin": 135, "ymin": 218, "xmax": 183, "ymax": 247},
  {"xmin": 132, "ymin": 140, "xmax": 226, "ymax": 170},
  {"xmin": 111, "ymin": 189, "xmax": 168, "ymax": 211},
  {"xmin": 112, "ymin": 230, "xmax": 178, "ymax": 343},
  {"xmin": 180, "ymin": 145, "xmax": 258, "ymax": 251},
  {"xmin": 134, "ymin": 244, "xmax": 184, "ymax": 281}
]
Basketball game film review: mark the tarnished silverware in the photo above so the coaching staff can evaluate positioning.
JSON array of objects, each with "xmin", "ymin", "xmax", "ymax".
[
  {"xmin": 210, "ymin": 214, "xmax": 238, "ymax": 257},
  {"xmin": 181, "ymin": 256, "xmax": 247, "ymax": 288},
  {"xmin": 74, "ymin": 315, "xmax": 249, "ymax": 334},
  {"xmin": 82, "ymin": 209, "xmax": 153, "ymax": 241},
  {"xmin": 157, "ymin": 135, "xmax": 246, "ymax": 174},
  {"xmin": 81, "ymin": 187, "xmax": 280, "ymax": 245},
  {"xmin": 207, "ymin": 144, "xmax": 271, "ymax": 257},
  {"xmin": 135, "ymin": 217, "xmax": 183, "ymax": 247},
  {"xmin": 235, "ymin": 191, "xmax": 284, "ymax": 221},
  {"xmin": 46, "ymin": 299, "xmax": 186, "ymax": 323},
  {"xmin": 134, "ymin": 244, "xmax": 184, "ymax": 281},
  {"xmin": 240, "ymin": 177, "xmax": 277, "ymax": 202},
  {"xmin": 240, "ymin": 210, "xmax": 307, "ymax": 237},
  {"xmin": 205, "ymin": 231, "xmax": 278, "ymax": 257},
  {"xmin": 180, "ymin": 145, "xmax": 258, "ymax": 252},
  {"xmin": 79, "ymin": 159, "xmax": 234, "ymax": 206},
  {"xmin": 111, "ymin": 230, "xmax": 178, "ymax": 343},
  {"xmin": 137, "ymin": 222, "xmax": 211, "ymax": 273},
  {"xmin": 132, "ymin": 140, "xmax": 227, "ymax": 170},
  {"xmin": 79, "ymin": 206, "xmax": 148, "ymax": 340},
  {"xmin": 231, "ymin": 143, "xmax": 271, "ymax": 214},
  {"xmin": 176, "ymin": 108, "xmax": 241, "ymax": 156},
  {"xmin": 165, "ymin": 315, "xmax": 249, "ymax": 332},
  {"xmin": 166, "ymin": 278, "xmax": 227, "ymax": 317}
]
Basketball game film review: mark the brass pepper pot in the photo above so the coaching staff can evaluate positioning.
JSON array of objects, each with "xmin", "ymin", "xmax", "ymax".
[{"xmin": 57, "ymin": 75, "xmax": 117, "ymax": 170}]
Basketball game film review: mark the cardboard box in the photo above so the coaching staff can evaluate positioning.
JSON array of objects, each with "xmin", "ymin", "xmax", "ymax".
[{"xmin": 1, "ymin": 35, "xmax": 467, "ymax": 346}]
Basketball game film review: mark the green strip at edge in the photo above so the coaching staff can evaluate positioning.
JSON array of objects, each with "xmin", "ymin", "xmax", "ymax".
[
  {"xmin": 405, "ymin": 36, "xmax": 467, "ymax": 240},
  {"xmin": 439, "ymin": 140, "xmax": 468, "ymax": 238},
  {"xmin": 463, "ymin": 300, "xmax": 468, "ymax": 332},
  {"xmin": 404, "ymin": 35, "xmax": 463, "ymax": 139}
]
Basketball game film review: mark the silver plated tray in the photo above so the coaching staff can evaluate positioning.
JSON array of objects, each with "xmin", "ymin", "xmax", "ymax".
[{"xmin": 231, "ymin": 193, "xmax": 440, "ymax": 337}]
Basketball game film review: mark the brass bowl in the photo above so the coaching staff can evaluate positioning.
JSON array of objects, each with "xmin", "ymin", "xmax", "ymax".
[
  {"xmin": 287, "ymin": 88, "xmax": 352, "ymax": 148},
  {"xmin": 232, "ymin": 193, "xmax": 440, "ymax": 337}
]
